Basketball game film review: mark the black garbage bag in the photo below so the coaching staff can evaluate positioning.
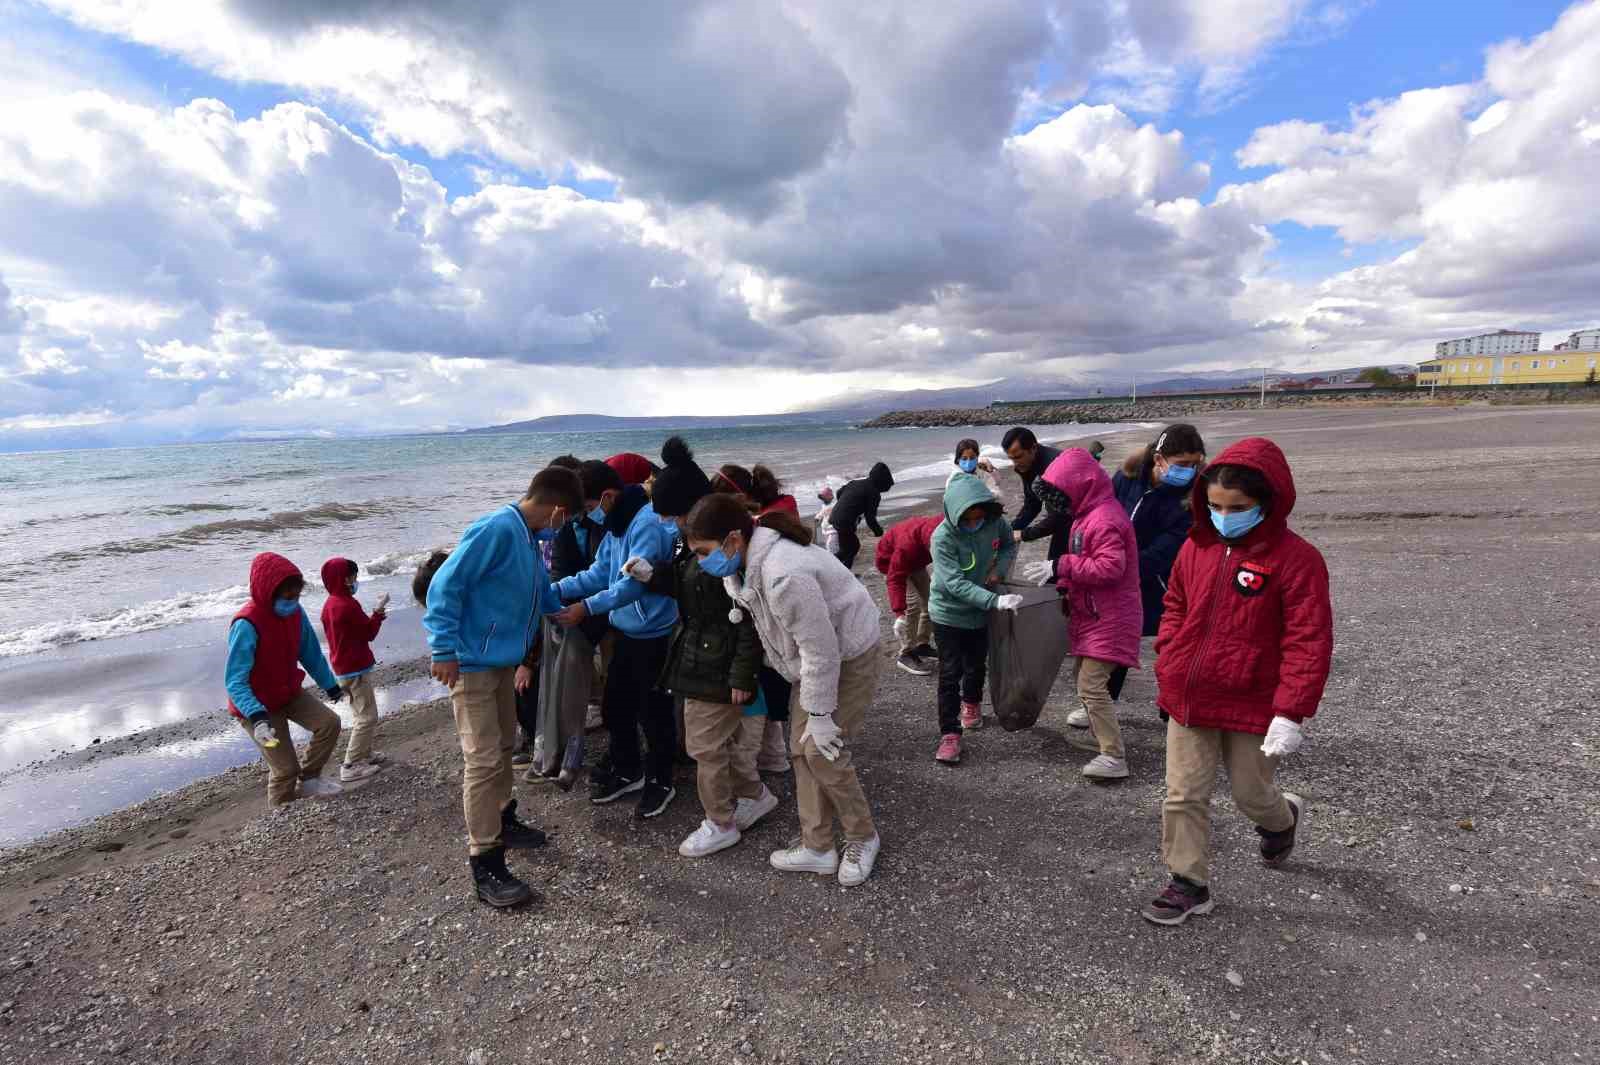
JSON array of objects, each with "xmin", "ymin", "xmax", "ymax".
[{"xmin": 986, "ymin": 580, "xmax": 1069, "ymax": 731}]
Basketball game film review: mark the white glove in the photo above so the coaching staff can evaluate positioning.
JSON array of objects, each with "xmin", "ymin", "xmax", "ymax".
[
  {"xmin": 892, "ymin": 615, "xmax": 909, "ymax": 641},
  {"xmin": 1260, "ymin": 717, "xmax": 1304, "ymax": 758},
  {"xmin": 996, "ymin": 594, "xmax": 1024, "ymax": 612},
  {"xmin": 1023, "ymin": 559, "xmax": 1055, "ymax": 586},
  {"xmin": 622, "ymin": 557, "xmax": 653, "ymax": 583},
  {"xmin": 804, "ymin": 713, "xmax": 844, "ymax": 761},
  {"xmin": 251, "ymin": 720, "xmax": 279, "ymax": 748}
]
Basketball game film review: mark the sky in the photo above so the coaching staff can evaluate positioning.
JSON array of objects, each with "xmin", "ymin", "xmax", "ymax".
[{"xmin": 2, "ymin": 0, "xmax": 1598, "ymax": 448}]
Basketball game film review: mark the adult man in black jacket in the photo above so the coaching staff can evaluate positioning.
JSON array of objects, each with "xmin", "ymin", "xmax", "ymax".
[
  {"xmin": 829, "ymin": 461, "xmax": 895, "ymax": 569},
  {"xmin": 1003, "ymin": 427, "xmax": 1072, "ymax": 562}
]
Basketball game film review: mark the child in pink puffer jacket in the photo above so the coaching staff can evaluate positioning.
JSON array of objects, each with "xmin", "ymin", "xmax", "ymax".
[{"xmin": 1028, "ymin": 448, "xmax": 1143, "ymax": 780}]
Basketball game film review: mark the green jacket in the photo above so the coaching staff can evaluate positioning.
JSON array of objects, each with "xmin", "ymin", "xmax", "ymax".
[
  {"xmin": 657, "ymin": 546, "xmax": 763, "ymax": 703},
  {"xmin": 929, "ymin": 472, "xmax": 1017, "ymax": 630}
]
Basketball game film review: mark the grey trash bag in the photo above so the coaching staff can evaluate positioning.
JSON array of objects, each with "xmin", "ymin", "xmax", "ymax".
[
  {"xmin": 986, "ymin": 580, "xmax": 1069, "ymax": 732},
  {"xmin": 533, "ymin": 617, "xmax": 596, "ymax": 776}
]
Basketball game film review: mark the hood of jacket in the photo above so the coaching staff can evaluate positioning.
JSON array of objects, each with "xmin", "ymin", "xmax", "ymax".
[
  {"xmin": 1187, "ymin": 436, "xmax": 1297, "ymax": 549},
  {"xmin": 605, "ymin": 483, "xmax": 650, "ymax": 538},
  {"xmin": 605, "ymin": 452, "xmax": 657, "ymax": 487},
  {"xmin": 320, "ymin": 556, "xmax": 356, "ymax": 598},
  {"xmin": 940, "ymin": 471, "xmax": 1002, "ymax": 531},
  {"xmin": 1041, "ymin": 448, "xmax": 1115, "ymax": 515},
  {"xmin": 1121, "ymin": 447, "xmax": 1149, "ymax": 480},
  {"xmin": 869, "ymin": 462, "xmax": 894, "ymax": 493},
  {"xmin": 249, "ymin": 552, "xmax": 303, "ymax": 609}
]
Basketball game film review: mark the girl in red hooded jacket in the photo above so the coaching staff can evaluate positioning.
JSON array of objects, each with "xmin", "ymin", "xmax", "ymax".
[{"xmin": 1142, "ymin": 437, "xmax": 1332, "ymax": 926}]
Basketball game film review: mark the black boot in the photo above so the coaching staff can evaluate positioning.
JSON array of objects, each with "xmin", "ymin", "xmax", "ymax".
[
  {"xmin": 500, "ymin": 799, "xmax": 547, "ymax": 849},
  {"xmin": 469, "ymin": 847, "xmax": 534, "ymax": 908}
]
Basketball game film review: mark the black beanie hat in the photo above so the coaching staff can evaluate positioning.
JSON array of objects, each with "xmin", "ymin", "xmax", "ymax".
[{"xmin": 651, "ymin": 436, "xmax": 713, "ymax": 518}]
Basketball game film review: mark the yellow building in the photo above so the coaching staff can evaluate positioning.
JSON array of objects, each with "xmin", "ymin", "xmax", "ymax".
[{"xmin": 1416, "ymin": 351, "xmax": 1600, "ymax": 387}]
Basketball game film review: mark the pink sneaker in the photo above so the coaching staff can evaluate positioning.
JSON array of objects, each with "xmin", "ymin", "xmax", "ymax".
[
  {"xmin": 959, "ymin": 701, "xmax": 982, "ymax": 731},
  {"xmin": 935, "ymin": 733, "xmax": 962, "ymax": 766}
]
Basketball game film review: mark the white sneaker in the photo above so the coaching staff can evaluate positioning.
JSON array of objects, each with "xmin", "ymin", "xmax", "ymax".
[
  {"xmin": 838, "ymin": 834, "xmax": 881, "ymax": 887},
  {"xmin": 1081, "ymin": 754, "xmax": 1129, "ymax": 780},
  {"xmin": 679, "ymin": 819, "xmax": 741, "ymax": 858},
  {"xmin": 769, "ymin": 842, "xmax": 839, "ymax": 875},
  {"xmin": 1067, "ymin": 707, "xmax": 1090, "ymax": 728},
  {"xmin": 339, "ymin": 761, "xmax": 381, "ymax": 784},
  {"xmin": 299, "ymin": 776, "xmax": 344, "ymax": 800},
  {"xmin": 734, "ymin": 787, "xmax": 780, "ymax": 831}
]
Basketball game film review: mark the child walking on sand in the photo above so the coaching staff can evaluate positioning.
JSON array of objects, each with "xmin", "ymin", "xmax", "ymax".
[
  {"xmin": 319, "ymin": 557, "xmax": 389, "ymax": 783},
  {"xmin": 684, "ymin": 494, "xmax": 885, "ymax": 886},
  {"xmin": 1141, "ymin": 437, "xmax": 1332, "ymax": 925},
  {"xmin": 227, "ymin": 552, "xmax": 346, "ymax": 806},
  {"xmin": 1022, "ymin": 448, "xmax": 1142, "ymax": 780},
  {"xmin": 928, "ymin": 473, "xmax": 1020, "ymax": 765},
  {"xmin": 424, "ymin": 466, "xmax": 583, "ymax": 908}
]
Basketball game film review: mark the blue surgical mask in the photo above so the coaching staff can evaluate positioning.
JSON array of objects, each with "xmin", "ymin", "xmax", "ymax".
[
  {"xmin": 699, "ymin": 544, "xmax": 743, "ymax": 578},
  {"xmin": 273, "ymin": 598, "xmax": 300, "ymax": 618},
  {"xmin": 958, "ymin": 457, "xmax": 978, "ymax": 474},
  {"xmin": 349, "ymin": 580, "xmax": 360, "ymax": 595},
  {"xmin": 1210, "ymin": 506, "xmax": 1263, "ymax": 540},
  {"xmin": 588, "ymin": 504, "xmax": 607, "ymax": 526},
  {"xmin": 1161, "ymin": 463, "xmax": 1196, "ymax": 488},
  {"xmin": 959, "ymin": 517, "xmax": 984, "ymax": 532}
]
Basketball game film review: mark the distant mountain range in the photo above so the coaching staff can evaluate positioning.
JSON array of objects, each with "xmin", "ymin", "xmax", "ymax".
[{"xmin": 467, "ymin": 364, "xmax": 1417, "ymax": 433}]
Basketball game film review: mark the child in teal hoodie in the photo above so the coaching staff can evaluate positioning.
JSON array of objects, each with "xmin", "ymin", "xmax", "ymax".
[{"xmin": 927, "ymin": 473, "xmax": 1020, "ymax": 765}]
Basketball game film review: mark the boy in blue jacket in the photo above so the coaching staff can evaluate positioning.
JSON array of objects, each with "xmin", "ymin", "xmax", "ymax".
[
  {"xmin": 424, "ymin": 466, "xmax": 583, "ymax": 908},
  {"xmin": 555, "ymin": 437, "xmax": 699, "ymax": 819}
]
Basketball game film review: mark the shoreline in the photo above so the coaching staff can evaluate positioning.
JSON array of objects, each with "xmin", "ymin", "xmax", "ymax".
[{"xmin": 2, "ymin": 405, "xmax": 1597, "ymax": 1064}]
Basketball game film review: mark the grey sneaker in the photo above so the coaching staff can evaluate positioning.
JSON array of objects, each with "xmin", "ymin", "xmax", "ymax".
[
  {"xmin": 1082, "ymin": 754, "xmax": 1129, "ymax": 780},
  {"xmin": 896, "ymin": 652, "xmax": 934, "ymax": 676}
]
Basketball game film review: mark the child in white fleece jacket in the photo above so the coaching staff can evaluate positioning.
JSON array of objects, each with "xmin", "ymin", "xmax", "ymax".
[{"xmin": 681, "ymin": 493, "xmax": 885, "ymax": 888}]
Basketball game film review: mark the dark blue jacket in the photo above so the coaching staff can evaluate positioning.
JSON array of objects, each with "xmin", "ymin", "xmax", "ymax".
[{"xmin": 1111, "ymin": 452, "xmax": 1193, "ymax": 637}]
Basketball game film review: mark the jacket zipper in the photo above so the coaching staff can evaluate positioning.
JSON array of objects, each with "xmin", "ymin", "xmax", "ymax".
[
  {"xmin": 1180, "ymin": 545, "xmax": 1230, "ymax": 715},
  {"xmin": 482, "ymin": 621, "xmax": 497, "ymax": 656}
]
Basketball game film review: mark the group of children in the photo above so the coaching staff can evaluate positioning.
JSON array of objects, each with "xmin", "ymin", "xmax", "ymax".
[
  {"xmin": 224, "ymin": 424, "xmax": 1330, "ymax": 925},
  {"xmin": 873, "ymin": 427, "xmax": 1332, "ymax": 924}
]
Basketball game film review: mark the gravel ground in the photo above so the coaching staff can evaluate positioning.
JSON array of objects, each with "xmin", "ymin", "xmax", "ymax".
[{"xmin": 2, "ymin": 405, "xmax": 1598, "ymax": 1065}]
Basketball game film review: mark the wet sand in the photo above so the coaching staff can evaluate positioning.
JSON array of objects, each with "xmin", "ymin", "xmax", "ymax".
[{"xmin": 1, "ymin": 405, "xmax": 1597, "ymax": 1065}]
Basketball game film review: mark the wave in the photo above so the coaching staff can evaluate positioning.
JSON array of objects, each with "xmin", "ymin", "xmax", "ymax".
[
  {"xmin": 141, "ymin": 502, "xmax": 249, "ymax": 518},
  {"xmin": 37, "ymin": 501, "xmax": 392, "ymax": 567},
  {"xmin": 0, "ymin": 543, "xmax": 446, "ymax": 659},
  {"xmin": 208, "ymin": 467, "xmax": 317, "ymax": 487}
]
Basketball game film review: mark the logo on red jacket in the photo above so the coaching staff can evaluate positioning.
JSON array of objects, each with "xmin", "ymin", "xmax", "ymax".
[{"xmin": 1234, "ymin": 561, "xmax": 1270, "ymax": 598}]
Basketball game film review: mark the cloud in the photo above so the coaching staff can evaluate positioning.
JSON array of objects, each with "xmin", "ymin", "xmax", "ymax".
[{"xmin": 1220, "ymin": 0, "xmax": 1600, "ymax": 352}]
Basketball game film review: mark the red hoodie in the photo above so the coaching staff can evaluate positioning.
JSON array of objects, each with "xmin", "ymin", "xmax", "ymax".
[
  {"xmin": 758, "ymin": 495, "xmax": 799, "ymax": 518},
  {"xmin": 873, "ymin": 515, "xmax": 941, "ymax": 615},
  {"xmin": 1154, "ymin": 437, "xmax": 1333, "ymax": 734},
  {"xmin": 606, "ymin": 452, "xmax": 657, "ymax": 487},
  {"xmin": 227, "ymin": 552, "xmax": 307, "ymax": 719},
  {"xmin": 319, "ymin": 557, "xmax": 384, "ymax": 677}
]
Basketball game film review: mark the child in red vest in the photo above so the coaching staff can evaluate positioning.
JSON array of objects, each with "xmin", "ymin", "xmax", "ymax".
[
  {"xmin": 320, "ymin": 557, "xmax": 389, "ymax": 784},
  {"xmin": 226, "ymin": 552, "xmax": 347, "ymax": 806},
  {"xmin": 1142, "ymin": 437, "xmax": 1333, "ymax": 925}
]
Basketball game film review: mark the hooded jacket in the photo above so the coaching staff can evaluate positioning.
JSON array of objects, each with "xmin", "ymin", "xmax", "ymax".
[
  {"xmin": 225, "ymin": 552, "xmax": 339, "ymax": 720},
  {"xmin": 873, "ymin": 514, "xmax": 941, "ymax": 615},
  {"xmin": 423, "ymin": 504, "xmax": 563, "ymax": 672},
  {"xmin": 1154, "ymin": 437, "xmax": 1332, "ymax": 734},
  {"xmin": 556, "ymin": 496, "xmax": 679, "ymax": 640},
  {"xmin": 1043, "ymin": 449, "xmax": 1143, "ymax": 668},
  {"xmin": 1112, "ymin": 450, "xmax": 1196, "ymax": 637},
  {"xmin": 725, "ymin": 527, "xmax": 881, "ymax": 718},
  {"xmin": 929, "ymin": 473, "xmax": 1017, "ymax": 630},
  {"xmin": 318, "ymin": 557, "xmax": 385, "ymax": 678},
  {"xmin": 829, "ymin": 462, "xmax": 894, "ymax": 537},
  {"xmin": 605, "ymin": 452, "xmax": 658, "ymax": 487},
  {"xmin": 657, "ymin": 545, "xmax": 763, "ymax": 704},
  {"xmin": 758, "ymin": 495, "xmax": 800, "ymax": 518}
]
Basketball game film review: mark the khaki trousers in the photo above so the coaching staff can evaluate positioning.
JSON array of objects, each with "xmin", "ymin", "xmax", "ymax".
[
  {"xmin": 899, "ymin": 569, "xmax": 934, "ymax": 654},
  {"xmin": 1161, "ymin": 717, "xmax": 1295, "ymax": 886},
  {"xmin": 340, "ymin": 673, "xmax": 379, "ymax": 765},
  {"xmin": 239, "ymin": 689, "xmax": 342, "ymax": 806},
  {"xmin": 1072, "ymin": 656, "xmax": 1123, "ymax": 758},
  {"xmin": 684, "ymin": 698, "xmax": 766, "ymax": 825},
  {"xmin": 450, "ymin": 667, "xmax": 517, "ymax": 855},
  {"xmin": 791, "ymin": 649, "xmax": 880, "ymax": 851}
]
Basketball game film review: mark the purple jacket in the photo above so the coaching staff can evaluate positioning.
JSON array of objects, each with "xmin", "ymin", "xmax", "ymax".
[{"xmin": 1042, "ymin": 449, "xmax": 1142, "ymax": 668}]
